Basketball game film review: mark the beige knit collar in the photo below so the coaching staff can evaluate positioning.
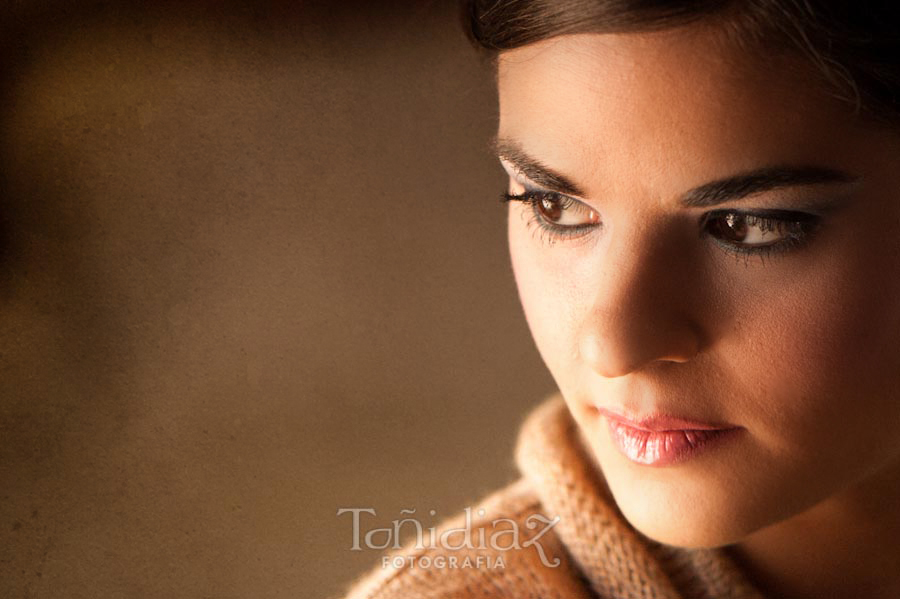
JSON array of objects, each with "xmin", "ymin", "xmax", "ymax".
[{"xmin": 515, "ymin": 394, "xmax": 767, "ymax": 599}]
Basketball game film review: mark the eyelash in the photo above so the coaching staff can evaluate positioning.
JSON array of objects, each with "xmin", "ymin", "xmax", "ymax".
[
  {"xmin": 500, "ymin": 189, "xmax": 822, "ymax": 261},
  {"xmin": 501, "ymin": 190, "xmax": 599, "ymax": 245}
]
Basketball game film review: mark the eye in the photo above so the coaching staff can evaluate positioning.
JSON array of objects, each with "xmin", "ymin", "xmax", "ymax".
[
  {"xmin": 525, "ymin": 191, "xmax": 600, "ymax": 227},
  {"xmin": 700, "ymin": 209, "xmax": 820, "ymax": 256},
  {"xmin": 501, "ymin": 189, "xmax": 601, "ymax": 243}
]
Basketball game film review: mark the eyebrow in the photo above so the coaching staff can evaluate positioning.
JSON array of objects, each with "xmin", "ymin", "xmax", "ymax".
[
  {"xmin": 680, "ymin": 165, "xmax": 859, "ymax": 207},
  {"xmin": 492, "ymin": 136, "xmax": 859, "ymax": 207},
  {"xmin": 492, "ymin": 137, "xmax": 586, "ymax": 197}
]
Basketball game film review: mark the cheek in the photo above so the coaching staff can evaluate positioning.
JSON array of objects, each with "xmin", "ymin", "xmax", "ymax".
[
  {"xmin": 507, "ymin": 207, "xmax": 581, "ymax": 383},
  {"xmin": 723, "ymin": 237, "xmax": 900, "ymax": 471},
  {"xmin": 508, "ymin": 208, "xmax": 550, "ymax": 347}
]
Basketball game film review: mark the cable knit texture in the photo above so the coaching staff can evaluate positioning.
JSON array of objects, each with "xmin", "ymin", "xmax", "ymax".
[{"xmin": 341, "ymin": 393, "xmax": 766, "ymax": 599}]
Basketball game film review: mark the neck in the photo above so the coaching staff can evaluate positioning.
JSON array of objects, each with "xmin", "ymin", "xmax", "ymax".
[{"xmin": 727, "ymin": 457, "xmax": 900, "ymax": 599}]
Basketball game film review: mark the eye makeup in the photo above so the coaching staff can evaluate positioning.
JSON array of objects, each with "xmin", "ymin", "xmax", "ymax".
[
  {"xmin": 501, "ymin": 188, "xmax": 601, "ymax": 243},
  {"xmin": 698, "ymin": 209, "xmax": 822, "ymax": 262},
  {"xmin": 501, "ymin": 184, "xmax": 824, "ymax": 260},
  {"xmin": 497, "ymin": 151, "xmax": 846, "ymax": 260}
]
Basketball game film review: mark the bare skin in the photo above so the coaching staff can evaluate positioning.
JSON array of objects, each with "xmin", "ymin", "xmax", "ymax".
[{"xmin": 497, "ymin": 26, "xmax": 900, "ymax": 599}]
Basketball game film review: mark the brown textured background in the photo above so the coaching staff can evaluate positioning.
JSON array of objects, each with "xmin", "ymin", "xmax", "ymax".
[{"xmin": 0, "ymin": 1, "xmax": 556, "ymax": 598}]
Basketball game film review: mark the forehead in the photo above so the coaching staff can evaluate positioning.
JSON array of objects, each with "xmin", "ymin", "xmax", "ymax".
[{"xmin": 496, "ymin": 28, "xmax": 860, "ymax": 196}]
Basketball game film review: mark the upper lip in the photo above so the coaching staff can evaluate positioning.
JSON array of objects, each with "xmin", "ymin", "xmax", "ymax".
[{"xmin": 595, "ymin": 406, "xmax": 738, "ymax": 432}]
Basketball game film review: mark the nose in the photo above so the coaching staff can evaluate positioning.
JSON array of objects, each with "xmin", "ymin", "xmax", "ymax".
[{"xmin": 578, "ymin": 226, "xmax": 703, "ymax": 379}]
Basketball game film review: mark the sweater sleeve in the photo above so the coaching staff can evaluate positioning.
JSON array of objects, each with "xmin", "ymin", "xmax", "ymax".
[{"xmin": 338, "ymin": 478, "xmax": 596, "ymax": 599}]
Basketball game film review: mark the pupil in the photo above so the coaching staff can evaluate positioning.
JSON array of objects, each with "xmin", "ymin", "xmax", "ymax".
[{"xmin": 725, "ymin": 214, "xmax": 747, "ymax": 241}]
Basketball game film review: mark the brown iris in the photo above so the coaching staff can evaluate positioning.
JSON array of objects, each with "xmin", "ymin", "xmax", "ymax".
[
  {"xmin": 711, "ymin": 213, "xmax": 750, "ymax": 242},
  {"xmin": 538, "ymin": 196, "xmax": 563, "ymax": 222}
]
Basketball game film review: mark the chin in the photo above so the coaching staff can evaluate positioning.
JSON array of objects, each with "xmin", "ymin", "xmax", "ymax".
[
  {"xmin": 610, "ymin": 483, "xmax": 762, "ymax": 549},
  {"xmin": 623, "ymin": 505, "xmax": 751, "ymax": 549}
]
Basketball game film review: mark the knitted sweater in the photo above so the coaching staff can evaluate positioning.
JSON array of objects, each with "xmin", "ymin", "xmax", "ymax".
[{"xmin": 342, "ymin": 394, "xmax": 766, "ymax": 599}]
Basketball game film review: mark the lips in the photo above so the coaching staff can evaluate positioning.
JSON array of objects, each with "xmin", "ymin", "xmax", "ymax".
[{"xmin": 595, "ymin": 407, "xmax": 741, "ymax": 466}]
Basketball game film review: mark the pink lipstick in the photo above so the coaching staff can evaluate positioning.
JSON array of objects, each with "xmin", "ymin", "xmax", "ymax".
[{"xmin": 596, "ymin": 407, "xmax": 740, "ymax": 466}]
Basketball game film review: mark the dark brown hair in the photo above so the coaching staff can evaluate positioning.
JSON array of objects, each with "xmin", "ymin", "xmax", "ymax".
[{"xmin": 463, "ymin": 0, "xmax": 900, "ymax": 125}]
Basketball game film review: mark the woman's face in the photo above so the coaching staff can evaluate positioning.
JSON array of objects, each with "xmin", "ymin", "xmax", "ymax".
[{"xmin": 498, "ymin": 27, "xmax": 900, "ymax": 548}]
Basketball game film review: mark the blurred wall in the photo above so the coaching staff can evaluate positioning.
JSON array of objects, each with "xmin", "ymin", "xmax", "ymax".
[{"xmin": 0, "ymin": 2, "xmax": 557, "ymax": 598}]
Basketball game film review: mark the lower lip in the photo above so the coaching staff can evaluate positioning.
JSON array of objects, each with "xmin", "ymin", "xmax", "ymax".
[{"xmin": 604, "ymin": 418, "xmax": 740, "ymax": 467}]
